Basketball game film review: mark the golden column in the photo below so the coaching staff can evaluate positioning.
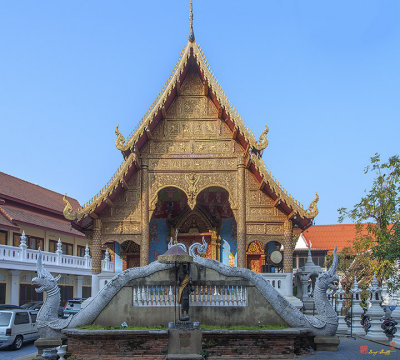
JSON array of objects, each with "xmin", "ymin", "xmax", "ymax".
[
  {"xmin": 92, "ymin": 218, "xmax": 102, "ymax": 274},
  {"xmin": 283, "ymin": 219, "xmax": 294, "ymax": 273},
  {"xmin": 237, "ymin": 156, "xmax": 246, "ymax": 268},
  {"xmin": 140, "ymin": 159, "xmax": 149, "ymax": 266}
]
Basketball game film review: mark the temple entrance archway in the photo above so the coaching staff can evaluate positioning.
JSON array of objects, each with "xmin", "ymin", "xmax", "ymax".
[
  {"xmin": 102, "ymin": 241, "xmax": 140, "ymax": 271},
  {"xmin": 149, "ymin": 186, "xmax": 237, "ymax": 265},
  {"xmin": 149, "ymin": 187, "xmax": 190, "ymax": 262},
  {"xmin": 120, "ymin": 241, "xmax": 140, "ymax": 270},
  {"xmin": 194, "ymin": 187, "xmax": 237, "ymax": 265}
]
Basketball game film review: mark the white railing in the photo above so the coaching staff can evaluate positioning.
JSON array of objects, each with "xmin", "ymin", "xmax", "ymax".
[
  {"xmin": 261, "ymin": 273, "xmax": 293, "ymax": 297},
  {"xmin": 0, "ymin": 245, "xmax": 21, "ymax": 260},
  {"xmin": 101, "ymin": 258, "xmax": 114, "ymax": 272},
  {"xmin": 133, "ymin": 284, "xmax": 248, "ymax": 307},
  {"xmin": 0, "ymin": 235, "xmax": 114, "ymax": 274}
]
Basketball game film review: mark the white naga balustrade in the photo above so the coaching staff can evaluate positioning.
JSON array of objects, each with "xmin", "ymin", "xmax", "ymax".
[
  {"xmin": 261, "ymin": 273, "xmax": 294, "ymax": 297},
  {"xmin": 0, "ymin": 232, "xmax": 114, "ymax": 275},
  {"xmin": 133, "ymin": 285, "xmax": 248, "ymax": 307}
]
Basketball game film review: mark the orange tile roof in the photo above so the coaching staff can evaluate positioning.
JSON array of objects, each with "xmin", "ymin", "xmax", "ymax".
[
  {"xmin": 0, "ymin": 208, "xmax": 19, "ymax": 231},
  {"xmin": 0, "ymin": 172, "xmax": 80, "ymax": 214},
  {"xmin": 0, "ymin": 203, "xmax": 84, "ymax": 238},
  {"xmin": 301, "ymin": 224, "xmax": 371, "ymax": 254}
]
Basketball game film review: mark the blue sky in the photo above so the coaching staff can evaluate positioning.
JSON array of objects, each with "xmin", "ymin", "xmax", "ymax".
[{"xmin": 0, "ymin": 1, "xmax": 399, "ymax": 225}]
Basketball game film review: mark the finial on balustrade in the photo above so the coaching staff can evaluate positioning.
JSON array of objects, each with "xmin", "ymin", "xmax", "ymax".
[
  {"xmin": 19, "ymin": 231, "xmax": 27, "ymax": 249},
  {"xmin": 104, "ymin": 248, "xmax": 110, "ymax": 262},
  {"xmin": 84, "ymin": 244, "xmax": 90, "ymax": 258},
  {"xmin": 56, "ymin": 238, "xmax": 63, "ymax": 255}
]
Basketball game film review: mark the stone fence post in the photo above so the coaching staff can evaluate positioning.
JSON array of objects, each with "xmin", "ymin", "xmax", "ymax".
[
  {"xmin": 19, "ymin": 231, "xmax": 27, "ymax": 261},
  {"xmin": 56, "ymin": 238, "xmax": 63, "ymax": 265},
  {"xmin": 84, "ymin": 245, "xmax": 91, "ymax": 269},
  {"xmin": 365, "ymin": 274, "xmax": 386, "ymax": 341},
  {"xmin": 350, "ymin": 278, "xmax": 365, "ymax": 335}
]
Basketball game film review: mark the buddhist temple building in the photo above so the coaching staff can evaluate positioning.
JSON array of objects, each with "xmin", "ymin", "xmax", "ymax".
[{"xmin": 63, "ymin": 2, "xmax": 319, "ymax": 293}]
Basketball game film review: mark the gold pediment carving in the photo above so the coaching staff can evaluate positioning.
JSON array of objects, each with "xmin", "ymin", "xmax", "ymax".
[
  {"xmin": 102, "ymin": 220, "xmax": 141, "ymax": 235},
  {"xmin": 148, "ymin": 172, "xmax": 238, "ymax": 215},
  {"xmin": 68, "ymin": 41, "xmax": 317, "ymax": 228}
]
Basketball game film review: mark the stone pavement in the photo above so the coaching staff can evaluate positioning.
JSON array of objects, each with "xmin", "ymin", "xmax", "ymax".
[
  {"xmin": 0, "ymin": 343, "xmax": 36, "ymax": 360},
  {"xmin": 13, "ymin": 355, "xmax": 36, "ymax": 360},
  {"xmin": 296, "ymin": 336, "xmax": 397, "ymax": 360}
]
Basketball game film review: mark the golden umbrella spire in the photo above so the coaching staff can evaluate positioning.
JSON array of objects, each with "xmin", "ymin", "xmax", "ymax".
[{"xmin": 189, "ymin": 0, "xmax": 195, "ymax": 42}]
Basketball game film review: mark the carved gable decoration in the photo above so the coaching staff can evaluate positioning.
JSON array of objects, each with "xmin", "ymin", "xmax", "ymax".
[
  {"xmin": 246, "ymin": 241, "xmax": 265, "ymax": 255},
  {"xmin": 65, "ymin": 38, "xmax": 318, "ymax": 232},
  {"xmin": 176, "ymin": 209, "xmax": 214, "ymax": 234}
]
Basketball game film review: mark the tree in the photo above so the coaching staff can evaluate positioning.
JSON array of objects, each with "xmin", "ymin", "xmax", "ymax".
[
  {"xmin": 338, "ymin": 153, "xmax": 400, "ymax": 261},
  {"xmin": 337, "ymin": 153, "xmax": 400, "ymax": 291}
]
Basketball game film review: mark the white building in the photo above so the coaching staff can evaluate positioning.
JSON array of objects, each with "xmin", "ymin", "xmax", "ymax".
[{"xmin": 0, "ymin": 172, "xmax": 113, "ymax": 306}]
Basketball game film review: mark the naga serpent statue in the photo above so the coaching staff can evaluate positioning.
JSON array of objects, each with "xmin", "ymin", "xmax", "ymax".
[{"xmin": 33, "ymin": 239, "xmax": 339, "ymax": 339}]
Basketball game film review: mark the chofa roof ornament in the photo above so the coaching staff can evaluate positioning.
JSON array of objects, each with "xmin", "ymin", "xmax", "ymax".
[
  {"xmin": 115, "ymin": 125, "xmax": 129, "ymax": 152},
  {"xmin": 307, "ymin": 192, "xmax": 319, "ymax": 218},
  {"xmin": 63, "ymin": 195, "xmax": 77, "ymax": 221},
  {"xmin": 253, "ymin": 124, "xmax": 269, "ymax": 151}
]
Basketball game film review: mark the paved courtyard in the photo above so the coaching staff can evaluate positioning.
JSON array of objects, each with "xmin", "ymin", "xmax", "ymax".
[
  {"xmin": 0, "ymin": 343, "xmax": 36, "ymax": 360},
  {"xmin": 297, "ymin": 336, "xmax": 397, "ymax": 360}
]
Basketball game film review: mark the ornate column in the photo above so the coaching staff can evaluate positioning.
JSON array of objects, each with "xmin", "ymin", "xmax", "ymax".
[
  {"xmin": 92, "ymin": 218, "xmax": 102, "ymax": 274},
  {"xmin": 237, "ymin": 156, "xmax": 246, "ymax": 268},
  {"xmin": 283, "ymin": 219, "xmax": 293, "ymax": 273},
  {"xmin": 261, "ymin": 254, "xmax": 266, "ymax": 271},
  {"xmin": 140, "ymin": 159, "xmax": 149, "ymax": 266},
  {"xmin": 216, "ymin": 236, "xmax": 221, "ymax": 262},
  {"xmin": 211, "ymin": 231, "xmax": 218, "ymax": 260}
]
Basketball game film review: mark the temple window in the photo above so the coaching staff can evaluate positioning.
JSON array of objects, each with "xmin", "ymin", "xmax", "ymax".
[
  {"xmin": 62, "ymin": 242, "xmax": 73, "ymax": 255},
  {"xmin": 77, "ymin": 245, "xmax": 86, "ymax": 257},
  {"xmin": 13, "ymin": 233, "xmax": 43, "ymax": 250},
  {"xmin": 0, "ymin": 230, "xmax": 7, "ymax": 245}
]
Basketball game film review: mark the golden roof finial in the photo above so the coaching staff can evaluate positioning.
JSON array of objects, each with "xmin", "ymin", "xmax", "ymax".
[
  {"xmin": 63, "ymin": 194, "xmax": 77, "ymax": 221},
  {"xmin": 189, "ymin": 0, "xmax": 195, "ymax": 42},
  {"xmin": 254, "ymin": 124, "xmax": 269, "ymax": 151},
  {"xmin": 307, "ymin": 192, "xmax": 319, "ymax": 217},
  {"xmin": 115, "ymin": 124, "xmax": 129, "ymax": 151}
]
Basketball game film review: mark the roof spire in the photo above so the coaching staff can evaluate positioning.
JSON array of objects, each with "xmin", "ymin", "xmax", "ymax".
[{"xmin": 189, "ymin": 0, "xmax": 195, "ymax": 42}]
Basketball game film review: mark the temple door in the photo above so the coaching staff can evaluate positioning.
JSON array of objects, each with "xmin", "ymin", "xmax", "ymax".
[
  {"xmin": 246, "ymin": 241, "xmax": 265, "ymax": 273},
  {"xmin": 127, "ymin": 254, "xmax": 140, "ymax": 268},
  {"xmin": 247, "ymin": 255, "xmax": 261, "ymax": 273}
]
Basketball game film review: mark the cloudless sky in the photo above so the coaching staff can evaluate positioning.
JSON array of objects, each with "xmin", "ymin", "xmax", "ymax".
[{"xmin": 0, "ymin": 1, "xmax": 399, "ymax": 225}]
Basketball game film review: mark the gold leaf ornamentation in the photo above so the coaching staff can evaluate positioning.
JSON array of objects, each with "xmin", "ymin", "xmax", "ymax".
[
  {"xmin": 307, "ymin": 193, "xmax": 319, "ymax": 217},
  {"xmin": 185, "ymin": 173, "xmax": 199, "ymax": 209},
  {"xmin": 115, "ymin": 125, "xmax": 129, "ymax": 151},
  {"xmin": 254, "ymin": 124, "xmax": 269, "ymax": 151},
  {"xmin": 63, "ymin": 194, "xmax": 77, "ymax": 221}
]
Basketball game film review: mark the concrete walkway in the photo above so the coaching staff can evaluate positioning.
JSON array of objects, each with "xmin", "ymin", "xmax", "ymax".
[
  {"xmin": 296, "ymin": 336, "xmax": 397, "ymax": 360},
  {"xmin": 13, "ymin": 355, "xmax": 36, "ymax": 360},
  {"xmin": 0, "ymin": 343, "xmax": 36, "ymax": 360}
]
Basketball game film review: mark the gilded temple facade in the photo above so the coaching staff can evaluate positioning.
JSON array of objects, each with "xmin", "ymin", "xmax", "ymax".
[{"xmin": 63, "ymin": 27, "xmax": 319, "ymax": 279}]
